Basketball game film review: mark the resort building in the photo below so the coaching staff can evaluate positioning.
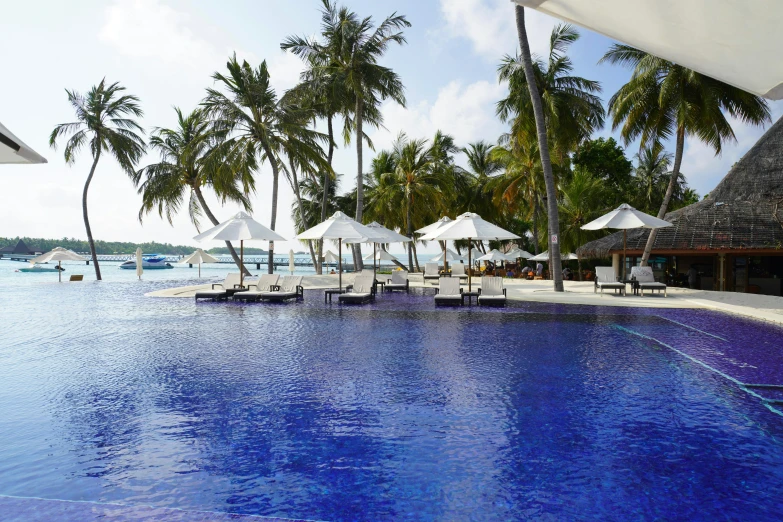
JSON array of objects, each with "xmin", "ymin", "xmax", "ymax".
[
  {"xmin": 578, "ymin": 118, "xmax": 783, "ymax": 296},
  {"xmin": 0, "ymin": 239, "xmax": 38, "ymax": 258}
]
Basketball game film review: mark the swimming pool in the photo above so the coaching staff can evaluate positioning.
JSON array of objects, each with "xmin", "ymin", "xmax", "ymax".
[{"xmin": 2, "ymin": 280, "xmax": 783, "ymax": 520}]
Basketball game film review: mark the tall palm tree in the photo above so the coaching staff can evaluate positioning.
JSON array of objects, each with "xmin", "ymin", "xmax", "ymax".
[
  {"xmin": 558, "ymin": 169, "xmax": 608, "ymax": 279},
  {"xmin": 203, "ymin": 55, "xmax": 329, "ymax": 274},
  {"xmin": 50, "ymin": 79, "xmax": 146, "ymax": 280},
  {"xmin": 602, "ymin": 44, "xmax": 771, "ymax": 265},
  {"xmin": 460, "ymin": 141, "xmax": 503, "ymax": 221},
  {"xmin": 134, "ymin": 108, "xmax": 254, "ymax": 273},
  {"xmin": 498, "ymin": 23, "xmax": 604, "ymax": 163},
  {"xmin": 364, "ymin": 132, "xmax": 456, "ymax": 271}
]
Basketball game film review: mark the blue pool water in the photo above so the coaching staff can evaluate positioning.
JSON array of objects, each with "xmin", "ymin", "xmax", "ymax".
[{"xmin": 2, "ymin": 279, "xmax": 783, "ymax": 520}]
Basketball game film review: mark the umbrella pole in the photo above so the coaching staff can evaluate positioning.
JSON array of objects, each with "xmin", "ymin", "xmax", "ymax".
[
  {"xmin": 468, "ymin": 237, "xmax": 472, "ymax": 292},
  {"xmin": 338, "ymin": 238, "xmax": 342, "ymax": 291},
  {"xmin": 443, "ymin": 242, "xmax": 448, "ymax": 275},
  {"xmin": 240, "ymin": 240, "xmax": 244, "ymax": 288},
  {"xmin": 374, "ymin": 243, "xmax": 377, "ymax": 280},
  {"xmin": 198, "ymin": 263, "xmax": 201, "ymax": 278},
  {"xmin": 59, "ymin": 260, "xmax": 62, "ymax": 283},
  {"xmin": 623, "ymin": 229, "xmax": 627, "ymax": 281}
]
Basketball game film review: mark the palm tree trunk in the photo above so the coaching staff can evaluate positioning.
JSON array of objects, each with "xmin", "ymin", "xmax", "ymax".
[
  {"xmin": 641, "ymin": 127, "xmax": 684, "ymax": 266},
  {"xmin": 289, "ymin": 157, "xmax": 318, "ymax": 269},
  {"xmin": 83, "ymin": 151, "xmax": 102, "ymax": 281},
  {"xmin": 532, "ymin": 199, "xmax": 540, "ymax": 255},
  {"xmin": 353, "ymin": 96, "xmax": 364, "ymax": 270},
  {"xmin": 263, "ymin": 143, "xmax": 279, "ymax": 275},
  {"xmin": 316, "ymin": 114, "xmax": 336, "ymax": 275},
  {"xmin": 412, "ymin": 241, "xmax": 420, "ymax": 272},
  {"xmin": 407, "ymin": 192, "xmax": 414, "ymax": 272},
  {"xmin": 515, "ymin": 5, "xmax": 564, "ymax": 292},
  {"xmin": 193, "ymin": 185, "xmax": 249, "ymax": 276}
]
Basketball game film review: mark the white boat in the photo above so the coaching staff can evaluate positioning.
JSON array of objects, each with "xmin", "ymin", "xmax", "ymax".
[
  {"xmin": 17, "ymin": 263, "xmax": 63, "ymax": 273},
  {"xmin": 119, "ymin": 254, "xmax": 174, "ymax": 270}
]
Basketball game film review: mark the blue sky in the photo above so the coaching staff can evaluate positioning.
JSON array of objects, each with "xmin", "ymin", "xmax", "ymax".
[{"xmin": 2, "ymin": 0, "xmax": 780, "ymax": 254}]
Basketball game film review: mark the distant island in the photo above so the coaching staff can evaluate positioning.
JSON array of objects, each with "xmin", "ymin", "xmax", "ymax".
[{"xmin": 0, "ymin": 237, "xmax": 268, "ymax": 256}]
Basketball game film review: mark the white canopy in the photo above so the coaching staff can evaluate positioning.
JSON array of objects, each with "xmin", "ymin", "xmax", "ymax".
[
  {"xmin": 530, "ymin": 251, "xmax": 578, "ymax": 262},
  {"xmin": 506, "ymin": 247, "xmax": 533, "ymax": 259},
  {"xmin": 179, "ymin": 248, "xmax": 219, "ymax": 265},
  {"xmin": 30, "ymin": 247, "xmax": 86, "ymax": 264},
  {"xmin": 420, "ymin": 212, "xmax": 520, "ymax": 242},
  {"xmin": 345, "ymin": 221, "xmax": 411, "ymax": 244},
  {"xmin": 415, "ymin": 216, "xmax": 452, "ymax": 236},
  {"xmin": 476, "ymin": 249, "xmax": 514, "ymax": 263},
  {"xmin": 581, "ymin": 203, "xmax": 672, "ymax": 231},
  {"xmin": 323, "ymin": 250, "xmax": 340, "ymax": 264},
  {"xmin": 194, "ymin": 211, "xmax": 286, "ymax": 242},
  {"xmin": 363, "ymin": 249, "xmax": 399, "ymax": 262},
  {"xmin": 296, "ymin": 211, "xmax": 377, "ymax": 241},
  {"xmin": 430, "ymin": 248, "xmax": 465, "ymax": 263},
  {"xmin": 0, "ymin": 121, "xmax": 47, "ymax": 164},
  {"xmin": 30, "ymin": 247, "xmax": 86, "ymax": 283},
  {"xmin": 512, "ymin": 0, "xmax": 783, "ymax": 100}
]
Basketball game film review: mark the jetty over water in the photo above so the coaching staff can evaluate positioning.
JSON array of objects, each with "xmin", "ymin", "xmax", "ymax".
[{"xmin": 82, "ymin": 254, "xmax": 347, "ymax": 270}]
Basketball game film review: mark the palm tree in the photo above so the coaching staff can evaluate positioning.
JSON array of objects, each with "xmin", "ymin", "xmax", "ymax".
[
  {"xmin": 364, "ymin": 132, "xmax": 456, "ymax": 271},
  {"xmin": 203, "ymin": 55, "xmax": 329, "ymax": 274},
  {"xmin": 460, "ymin": 141, "xmax": 503, "ymax": 221},
  {"xmin": 134, "ymin": 108, "xmax": 254, "ymax": 273},
  {"xmin": 498, "ymin": 23, "xmax": 604, "ymax": 163},
  {"xmin": 50, "ymin": 79, "xmax": 146, "ymax": 281},
  {"xmin": 558, "ymin": 169, "xmax": 608, "ymax": 279},
  {"xmin": 601, "ymin": 44, "xmax": 771, "ymax": 265}
]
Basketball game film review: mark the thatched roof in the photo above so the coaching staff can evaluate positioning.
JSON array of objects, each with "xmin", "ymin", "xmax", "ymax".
[
  {"xmin": 0, "ymin": 239, "xmax": 35, "ymax": 255},
  {"xmin": 578, "ymin": 117, "xmax": 783, "ymax": 259}
]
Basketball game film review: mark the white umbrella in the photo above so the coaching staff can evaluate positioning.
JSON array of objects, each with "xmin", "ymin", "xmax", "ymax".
[
  {"xmin": 0, "ymin": 121, "xmax": 47, "ymax": 164},
  {"xmin": 179, "ymin": 248, "xmax": 218, "ymax": 277},
  {"xmin": 476, "ymin": 249, "xmax": 514, "ymax": 263},
  {"xmin": 506, "ymin": 247, "xmax": 533, "ymax": 260},
  {"xmin": 581, "ymin": 203, "xmax": 672, "ymax": 279},
  {"xmin": 416, "ymin": 216, "xmax": 455, "ymax": 273},
  {"xmin": 289, "ymin": 249, "xmax": 295, "ymax": 274},
  {"xmin": 430, "ymin": 248, "xmax": 465, "ymax": 263},
  {"xmin": 296, "ymin": 211, "xmax": 379, "ymax": 291},
  {"xmin": 30, "ymin": 247, "xmax": 86, "ymax": 282},
  {"xmin": 529, "ymin": 251, "xmax": 578, "ymax": 262},
  {"xmin": 513, "ymin": 1, "xmax": 783, "ymax": 100},
  {"xmin": 421, "ymin": 212, "xmax": 520, "ymax": 291},
  {"xmin": 363, "ymin": 249, "xmax": 399, "ymax": 262},
  {"xmin": 135, "ymin": 248, "xmax": 143, "ymax": 280},
  {"xmin": 345, "ymin": 221, "xmax": 410, "ymax": 278},
  {"xmin": 194, "ymin": 211, "xmax": 286, "ymax": 288},
  {"xmin": 323, "ymin": 250, "xmax": 340, "ymax": 265}
]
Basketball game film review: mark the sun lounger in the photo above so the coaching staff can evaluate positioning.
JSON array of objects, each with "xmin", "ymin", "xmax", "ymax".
[
  {"xmin": 631, "ymin": 266, "xmax": 667, "ymax": 297},
  {"xmin": 195, "ymin": 273, "xmax": 244, "ymax": 301},
  {"xmin": 434, "ymin": 276, "xmax": 463, "ymax": 306},
  {"xmin": 69, "ymin": 275, "xmax": 83, "ymax": 281},
  {"xmin": 423, "ymin": 262, "xmax": 440, "ymax": 283},
  {"xmin": 339, "ymin": 274, "xmax": 375, "ymax": 304},
  {"xmin": 450, "ymin": 262, "xmax": 469, "ymax": 281},
  {"xmin": 478, "ymin": 276, "xmax": 506, "ymax": 306},
  {"xmin": 594, "ymin": 267, "xmax": 626, "ymax": 296},
  {"xmin": 233, "ymin": 274, "xmax": 281, "ymax": 302},
  {"xmin": 257, "ymin": 275, "xmax": 304, "ymax": 302},
  {"xmin": 386, "ymin": 270, "xmax": 409, "ymax": 293}
]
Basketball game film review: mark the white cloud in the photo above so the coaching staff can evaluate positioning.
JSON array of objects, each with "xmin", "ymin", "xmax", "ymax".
[
  {"xmin": 268, "ymin": 51, "xmax": 304, "ymax": 94},
  {"xmin": 438, "ymin": 0, "xmax": 558, "ymax": 61}
]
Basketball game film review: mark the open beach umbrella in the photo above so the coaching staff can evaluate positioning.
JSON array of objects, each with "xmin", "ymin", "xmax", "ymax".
[
  {"xmin": 0, "ymin": 121, "xmax": 47, "ymax": 164},
  {"xmin": 416, "ymin": 216, "xmax": 455, "ymax": 272},
  {"xmin": 476, "ymin": 249, "xmax": 514, "ymax": 263},
  {"xmin": 323, "ymin": 250, "xmax": 339, "ymax": 267},
  {"xmin": 135, "ymin": 248, "xmax": 143, "ymax": 280},
  {"xmin": 194, "ymin": 211, "xmax": 286, "ymax": 288},
  {"xmin": 512, "ymin": 1, "xmax": 783, "ymax": 100},
  {"xmin": 30, "ymin": 247, "xmax": 86, "ymax": 282},
  {"xmin": 529, "ymin": 251, "xmax": 578, "ymax": 262},
  {"xmin": 506, "ymin": 247, "xmax": 533, "ymax": 260},
  {"xmin": 581, "ymin": 203, "xmax": 672, "ymax": 280},
  {"xmin": 421, "ymin": 212, "xmax": 520, "ymax": 291},
  {"xmin": 346, "ymin": 221, "xmax": 410, "ymax": 278},
  {"xmin": 296, "ymin": 211, "xmax": 379, "ymax": 291},
  {"xmin": 430, "ymin": 248, "xmax": 464, "ymax": 264},
  {"xmin": 363, "ymin": 249, "xmax": 399, "ymax": 263},
  {"xmin": 179, "ymin": 248, "xmax": 218, "ymax": 277},
  {"xmin": 289, "ymin": 250, "xmax": 295, "ymax": 274}
]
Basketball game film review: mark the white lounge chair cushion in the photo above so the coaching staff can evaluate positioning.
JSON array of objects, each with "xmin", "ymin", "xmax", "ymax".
[
  {"xmin": 481, "ymin": 276, "xmax": 504, "ymax": 296},
  {"xmin": 390, "ymin": 271, "xmax": 408, "ymax": 284},
  {"xmin": 437, "ymin": 277, "xmax": 461, "ymax": 297}
]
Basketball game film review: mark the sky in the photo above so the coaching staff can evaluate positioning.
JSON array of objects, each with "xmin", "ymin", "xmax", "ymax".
[{"xmin": 2, "ymin": 0, "xmax": 781, "ymax": 255}]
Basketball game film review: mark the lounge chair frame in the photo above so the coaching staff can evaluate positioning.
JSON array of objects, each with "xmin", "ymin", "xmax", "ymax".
[
  {"xmin": 434, "ymin": 277, "xmax": 463, "ymax": 306},
  {"xmin": 234, "ymin": 275, "xmax": 281, "ymax": 302},
  {"xmin": 423, "ymin": 262, "xmax": 441, "ymax": 283},
  {"xmin": 339, "ymin": 275, "xmax": 375, "ymax": 304},
  {"xmin": 385, "ymin": 271, "xmax": 410, "ymax": 293},
  {"xmin": 195, "ymin": 273, "xmax": 244, "ymax": 301},
  {"xmin": 631, "ymin": 266, "xmax": 667, "ymax": 297},
  {"xmin": 478, "ymin": 276, "xmax": 507, "ymax": 306},
  {"xmin": 594, "ymin": 267, "xmax": 626, "ymax": 296}
]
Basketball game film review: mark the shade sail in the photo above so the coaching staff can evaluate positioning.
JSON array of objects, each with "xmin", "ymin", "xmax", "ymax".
[
  {"xmin": 0, "ymin": 121, "xmax": 47, "ymax": 164},
  {"xmin": 476, "ymin": 249, "xmax": 514, "ymax": 263},
  {"xmin": 419, "ymin": 213, "xmax": 520, "ymax": 242},
  {"xmin": 581, "ymin": 204, "xmax": 672, "ymax": 231},
  {"xmin": 512, "ymin": 0, "xmax": 783, "ymax": 100},
  {"xmin": 194, "ymin": 211, "xmax": 285, "ymax": 242},
  {"xmin": 179, "ymin": 249, "xmax": 219, "ymax": 264}
]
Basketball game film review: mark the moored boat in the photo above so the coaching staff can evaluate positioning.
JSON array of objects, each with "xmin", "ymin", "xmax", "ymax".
[{"xmin": 119, "ymin": 254, "xmax": 174, "ymax": 270}]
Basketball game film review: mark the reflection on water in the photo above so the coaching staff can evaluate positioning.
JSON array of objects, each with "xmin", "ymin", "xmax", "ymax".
[{"xmin": 1, "ymin": 281, "xmax": 783, "ymax": 520}]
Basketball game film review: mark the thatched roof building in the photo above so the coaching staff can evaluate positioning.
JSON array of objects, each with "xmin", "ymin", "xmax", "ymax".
[
  {"xmin": 578, "ymin": 117, "xmax": 783, "ymax": 258},
  {"xmin": 0, "ymin": 239, "xmax": 36, "ymax": 255}
]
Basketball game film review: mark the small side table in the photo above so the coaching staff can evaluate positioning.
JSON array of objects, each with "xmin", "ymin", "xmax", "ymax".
[
  {"xmin": 324, "ymin": 288, "xmax": 345, "ymax": 303},
  {"xmin": 462, "ymin": 291, "xmax": 480, "ymax": 306},
  {"xmin": 373, "ymin": 281, "xmax": 385, "ymax": 294},
  {"xmin": 621, "ymin": 279, "xmax": 639, "ymax": 296}
]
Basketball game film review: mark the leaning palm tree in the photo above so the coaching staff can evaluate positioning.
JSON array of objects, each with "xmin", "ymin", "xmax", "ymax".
[
  {"xmin": 203, "ymin": 55, "xmax": 329, "ymax": 274},
  {"xmin": 602, "ymin": 44, "xmax": 771, "ymax": 265},
  {"xmin": 134, "ymin": 107, "xmax": 255, "ymax": 274},
  {"xmin": 50, "ymin": 79, "xmax": 146, "ymax": 280}
]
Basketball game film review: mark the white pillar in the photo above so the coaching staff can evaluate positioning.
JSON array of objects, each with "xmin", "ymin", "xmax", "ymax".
[
  {"xmin": 718, "ymin": 253, "xmax": 726, "ymax": 291},
  {"xmin": 612, "ymin": 253, "xmax": 620, "ymax": 280}
]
